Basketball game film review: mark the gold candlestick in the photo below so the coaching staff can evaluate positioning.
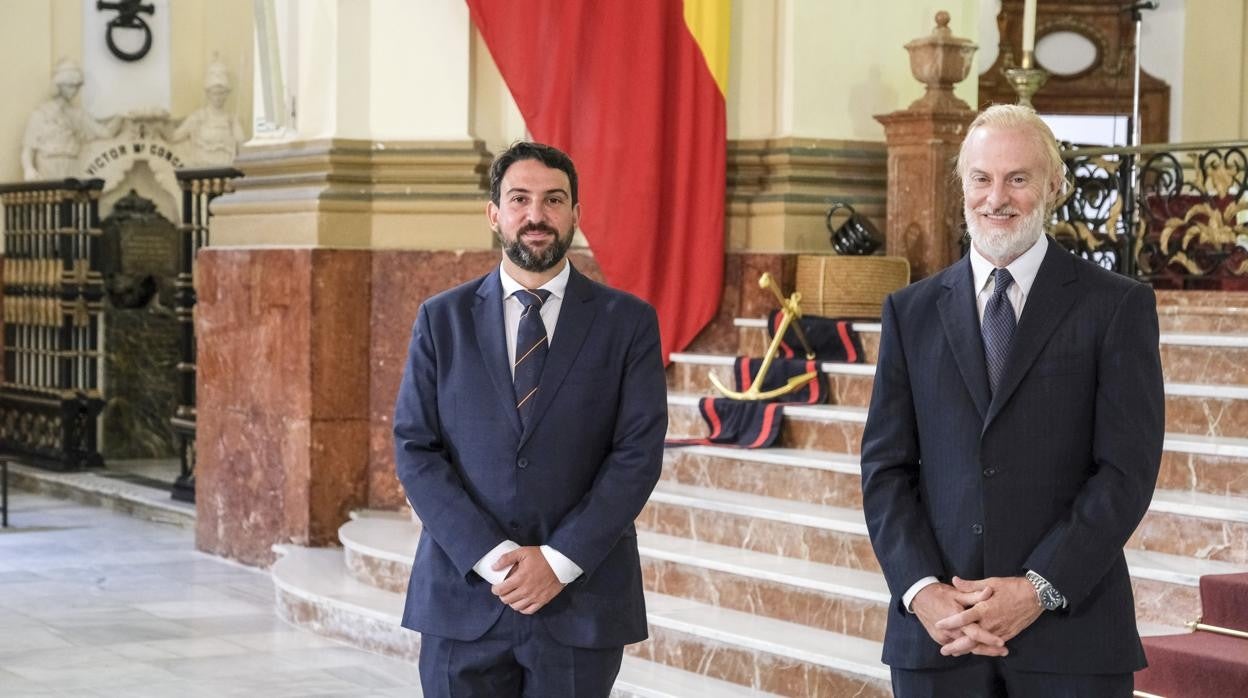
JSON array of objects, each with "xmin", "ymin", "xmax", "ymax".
[{"xmin": 1004, "ymin": 52, "xmax": 1048, "ymax": 107}]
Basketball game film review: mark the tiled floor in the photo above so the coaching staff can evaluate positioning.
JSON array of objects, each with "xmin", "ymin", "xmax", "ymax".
[{"xmin": 0, "ymin": 492, "xmax": 424, "ymax": 697}]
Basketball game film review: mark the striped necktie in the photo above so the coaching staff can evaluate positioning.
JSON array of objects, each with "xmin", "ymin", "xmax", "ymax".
[
  {"xmin": 513, "ymin": 288, "xmax": 552, "ymax": 427},
  {"xmin": 981, "ymin": 268, "xmax": 1016, "ymax": 394}
]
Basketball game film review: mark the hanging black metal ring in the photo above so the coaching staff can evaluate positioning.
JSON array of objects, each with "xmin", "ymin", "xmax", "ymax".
[{"xmin": 98, "ymin": 0, "xmax": 155, "ymax": 62}]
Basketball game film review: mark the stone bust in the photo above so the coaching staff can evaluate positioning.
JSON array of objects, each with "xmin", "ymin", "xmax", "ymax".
[
  {"xmin": 21, "ymin": 58, "xmax": 121, "ymax": 181},
  {"xmin": 171, "ymin": 58, "xmax": 245, "ymax": 167}
]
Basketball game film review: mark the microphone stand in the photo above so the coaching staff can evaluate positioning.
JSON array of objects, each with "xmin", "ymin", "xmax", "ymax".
[{"xmin": 1122, "ymin": 0, "xmax": 1158, "ymax": 277}]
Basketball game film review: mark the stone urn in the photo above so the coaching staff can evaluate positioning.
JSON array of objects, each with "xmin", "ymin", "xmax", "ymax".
[{"xmin": 904, "ymin": 11, "xmax": 977, "ymax": 112}]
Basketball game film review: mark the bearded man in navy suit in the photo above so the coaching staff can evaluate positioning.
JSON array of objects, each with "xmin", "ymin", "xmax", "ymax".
[
  {"xmin": 860, "ymin": 105, "xmax": 1164, "ymax": 697},
  {"xmin": 394, "ymin": 142, "xmax": 667, "ymax": 697}
]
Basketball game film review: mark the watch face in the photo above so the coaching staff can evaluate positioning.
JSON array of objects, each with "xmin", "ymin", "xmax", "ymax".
[{"xmin": 1040, "ymin": 587, "xmax": 1063, "ymax": 610}]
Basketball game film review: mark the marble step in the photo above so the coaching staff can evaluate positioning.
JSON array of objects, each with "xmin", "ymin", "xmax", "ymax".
[
  {"xmin": 668, "ymin": 392, "xmax": 1248, "ymax": 490},
  {"xmin": 271, "ymin": 544, "xmax": 787, "ymax": 698},
  {"xmin": 1156, "ymin": 303, "xmax": 1248, "ymax": 333},
  {"xmin": 337, "ymin": 512, "xmax": 1220, "ymax": 641},
  {"xmin": 665, "ymin": 436, "xmax": 1248, "ymax": 508},
  {"xmin": 667, "ymin": 352, "xmax": 875, "ymax": 407},
  {"xmin": 667, "ymin": 393, "xmax": 867, "ymax": 453},
  {"xmin": 735, "ymin": 318, "xmax": 880, "ymax": 363},
  {"xmin": 1160, "ymin": 434, "xmax": 1248, "ymax": 498},
  {"xmin": 662, "ymin": 445, "xmax": 865, "ymax": 510},
  {"xmin": 734, "ymin": 317, "xmax": 1248, "ymax": 389},
  {"xmin": 1142, "ymin": 333, "xmax": 1248, "ymax": 385},
  {"xmin": 1130, "ymin": 489, "xmax": 1248, "ymax": 565},
  {"xmin": 670, "ymin": 354, "xmax": 1248, "ymax": 438},
  {"xmin": 642, "ymin": 480, "xmax": 1248, "ymax": 575},
  {"xmin": 636, "ymin": 593, "xmax": 890, "ymax": 697}
]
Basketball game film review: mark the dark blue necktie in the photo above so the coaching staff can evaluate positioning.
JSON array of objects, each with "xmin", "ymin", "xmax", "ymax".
[
  {"xmin": 982, "ymin": 268, "xmax": 1016, "ymax": 394},
  {"xmin": 513, "ymin": 289, "xmax": 552, "ymax": 427}
]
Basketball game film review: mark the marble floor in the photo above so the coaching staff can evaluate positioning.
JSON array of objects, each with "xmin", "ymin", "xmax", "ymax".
[{"xmin": 0, "ymin": 492, "xmax": 424, "ymax": 697}]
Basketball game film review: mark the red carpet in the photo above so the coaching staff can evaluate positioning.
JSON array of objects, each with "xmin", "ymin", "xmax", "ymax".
[{"xmin": 1135, "ymin": 573, "xmax": 1248, "ymax": 698}]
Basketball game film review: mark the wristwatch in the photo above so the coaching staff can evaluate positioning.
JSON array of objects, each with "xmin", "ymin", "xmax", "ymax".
[{"xmin": 1025, "ymin": 570, "xmax": 1066, "ymax": 611}]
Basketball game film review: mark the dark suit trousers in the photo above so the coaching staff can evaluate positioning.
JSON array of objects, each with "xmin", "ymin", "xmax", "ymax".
[
  {"xmin": 419, "ymin": 608, "xmax": 624, "ymax": 698},
  {"xmin": 891, "ymin": 658, "xmax": 1132, "ymax": 698}
]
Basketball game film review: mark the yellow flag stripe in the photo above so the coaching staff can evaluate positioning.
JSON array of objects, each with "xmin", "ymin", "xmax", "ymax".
[{"xmin": 682, "ymin": 0, "xmax": 730, "ymax": 96}]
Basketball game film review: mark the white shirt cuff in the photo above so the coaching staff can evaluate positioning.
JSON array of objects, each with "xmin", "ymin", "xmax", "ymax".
[
  {"xmin": 902, "ymin": 576, "xmax": 940, "ymax": 613},
  {"xmin": 540, "ymin": 545, "xmax": 583, "ymax": 584},
  {"xmin": 472, "ymin": 540, "xmax": 519, "ymax": 585}
]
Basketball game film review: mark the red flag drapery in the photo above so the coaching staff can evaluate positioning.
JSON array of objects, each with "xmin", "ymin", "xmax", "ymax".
[{"xmin": 466, "ymin": 0, "xmax": 727, "ymax": 362}]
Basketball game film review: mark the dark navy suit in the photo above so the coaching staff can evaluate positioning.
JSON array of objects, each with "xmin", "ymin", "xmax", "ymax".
[
  {"xmin": 393, "ymin": 263, "xmax": 666, "ymax": 686},
  {"xmin": 860, "ymin": 237, "xmax": 1164, "ymax": 682}
]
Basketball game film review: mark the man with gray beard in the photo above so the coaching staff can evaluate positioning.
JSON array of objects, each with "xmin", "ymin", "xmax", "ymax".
[{"xmin": 860, "ymin": 105, "xmax": 1164, "ymax": 697}]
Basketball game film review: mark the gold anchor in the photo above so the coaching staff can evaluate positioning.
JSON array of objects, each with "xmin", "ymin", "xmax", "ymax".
[{"xmin": 709, "ymin": 273, "xmax": 818, "ymax": 401}]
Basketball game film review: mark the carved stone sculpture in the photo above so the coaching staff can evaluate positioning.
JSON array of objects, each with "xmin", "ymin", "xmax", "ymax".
[
  {"xmin": 21, "ymin": 59, "xmax": 121, "ymax": 181},
  {"xmin": 171, "ymin": 58, "xmax": 244, "ymax": 167}
]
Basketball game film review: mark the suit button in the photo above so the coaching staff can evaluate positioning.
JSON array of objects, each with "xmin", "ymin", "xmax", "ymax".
[
  {"xmin": 517, "ymin": 458, "xmax": 529, "ymax": 469},
  {"xmin": 983, "ymin": 467, "xmax": 997, "ymax": 477},
  {"xmin": 509, "ymin": 521, "xmax": 519, "ymax": 529},
  {"xmin": 971, "ymin": 524, "xmax": 984, "ymax": 535}
]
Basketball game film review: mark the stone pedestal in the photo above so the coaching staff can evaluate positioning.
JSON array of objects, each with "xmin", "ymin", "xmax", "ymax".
[
  {"xmin": 874, "ymin": 11, "xmax": 978, "ymax": 280},
  {"xmin": 875, "ymin": 110, "xmax": 976, "ymax": 279}
]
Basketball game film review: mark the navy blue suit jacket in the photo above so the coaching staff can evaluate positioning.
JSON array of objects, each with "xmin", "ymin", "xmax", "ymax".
[
  {"xmin": 860, "ymin": 237, "xmax": 1164, "ymax": 673},
  {"xmin": 393, "ymin": 263, "xmax": 667, "ymax": 649}
]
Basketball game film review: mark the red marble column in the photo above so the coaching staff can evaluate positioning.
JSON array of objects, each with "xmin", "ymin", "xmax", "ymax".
[
  {"xmin": 195, "ymin": 248, "xmax": 373, "ymax": 565},
  {"xmin": 874, "ymin": 111, "xmax": 976, "ymax": 280}
]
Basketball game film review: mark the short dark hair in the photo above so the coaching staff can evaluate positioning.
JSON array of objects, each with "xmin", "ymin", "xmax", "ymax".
[{"xmin": 489, "ymin": 141, "xmax": 579, "ymax": 206}]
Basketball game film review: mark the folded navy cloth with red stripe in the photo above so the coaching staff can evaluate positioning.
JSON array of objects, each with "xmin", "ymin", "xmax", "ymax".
[
  {"xmin": 665, "ymin": 398, "xmax": 784, "ymax": 449},
  {"xmin": 732, "ymin": 357, "xmax": 827, "ymax": 404},
  {"xmin": 767, "ymin": 310, "xmax": 864, "ymax": 363}
]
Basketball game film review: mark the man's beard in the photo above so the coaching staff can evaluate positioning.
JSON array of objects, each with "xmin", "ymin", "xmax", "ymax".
[
  {"xmin": 965, "ymin": 202, "xmax": 1048, "ymax": 264},
  {"xmin": 498, "ymin": 222, "xmax": 573, "ymax": 273}
]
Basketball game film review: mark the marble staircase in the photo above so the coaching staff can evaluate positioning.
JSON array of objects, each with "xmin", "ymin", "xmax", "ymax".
[{"xmin": 271, "ymin": 294, "xmax": 1248, "ymax": 696}]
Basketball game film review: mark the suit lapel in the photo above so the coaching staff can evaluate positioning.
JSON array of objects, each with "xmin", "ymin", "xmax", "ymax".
[
  {"xmin": 518, "ymin": 264, "xmax": 597, "ymax": 448},
  {"xmin": 472, "ymin": 270, "xmax": 524, "ymax": 438},
  {"xmin": 938, "ymin": 257, "xmax": 992, "ymax": 421},
  {"xmin": 983, "ymin": 237, "xmax": 1081, "ymax": 428}
]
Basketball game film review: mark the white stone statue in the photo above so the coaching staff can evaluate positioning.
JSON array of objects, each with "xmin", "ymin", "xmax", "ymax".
[
  {"xmin": 171, "ymin": 58, "xmax": 245, "ymax": 167},
  {"xmin": 21, "ymin": 59, "xmax": 121, "ymax": 181}
]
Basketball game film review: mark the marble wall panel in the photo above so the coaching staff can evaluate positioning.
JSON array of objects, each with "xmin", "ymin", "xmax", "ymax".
[
  {"xmin": 1128, "ymin": 511, "xmax": 1248, "ymax": 564},
  {"xmin": 197, "ymin": 249, "xmax": 313, "ymax": 419},
  {"xmin": 662, "ymin": 450, "xmax": 863, "ymax": 509},
  {"xmin": 1157, "ymin": 451, "xmax": 1248, "ymax": 497},
  {"xmin": 637, "ymin": 502, "xmax": 879, "ymax": 572},
  {"xmin": 196, "ymin": 248, "xmax": 371, "ymax": 565},
  {"xmin": 196, "ymin": 408, "xmax": 306, "ymax": 566},
  {"xmin": 627, "ymin": 627, "xmax": 891, "ymax": 697},
  {"xmin": 642, "ymin": 559, "xmax": 886, "ymax": 641}
]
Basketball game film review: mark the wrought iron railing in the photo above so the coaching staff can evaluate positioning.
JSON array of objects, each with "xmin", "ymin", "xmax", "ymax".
[
  {"xmin": 170, "ymin": 168, "xmax": 242, "ymax": 503},
  {"xmin": 0, "ymin": 179, "xmax": 106, "ymax": 470},
  {"xmin": 1051, "ymin": 141, "xmax": 1248, "ymax": 287}
]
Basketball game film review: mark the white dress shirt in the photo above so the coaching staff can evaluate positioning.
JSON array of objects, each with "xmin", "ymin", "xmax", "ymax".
[
  {"xmin": 901, "ymin": 234, "xmax": 1051, "ymax": 612},
  {"xmin": 472, "ymin": 261, "xmax": 584, "ymax": 586}
]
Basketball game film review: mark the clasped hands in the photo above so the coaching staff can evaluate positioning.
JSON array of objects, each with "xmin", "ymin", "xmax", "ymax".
[
  {"xmin": 489, "ymin": 546, "xmax": 566, "ymax": 615},
  {"xmin": 912, "ymin": 576, "xmax": 1044, "ymax": 657}
]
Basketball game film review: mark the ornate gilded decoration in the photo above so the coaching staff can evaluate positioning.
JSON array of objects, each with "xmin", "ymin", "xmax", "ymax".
[
  {"xmin": 1051, "ymin": 142, "xmax": 1248, "ymax": 286},
  {"xmin": 709, "ymin": 273, "xmax": 816, "ymax": 401}
]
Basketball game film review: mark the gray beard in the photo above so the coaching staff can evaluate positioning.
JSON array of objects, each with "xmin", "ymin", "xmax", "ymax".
[{"xmin": 966, "ymin": 204, "xmax": 1048, "ymax": 265}]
